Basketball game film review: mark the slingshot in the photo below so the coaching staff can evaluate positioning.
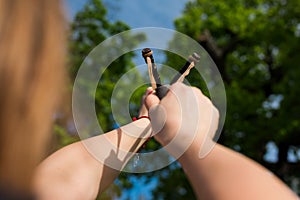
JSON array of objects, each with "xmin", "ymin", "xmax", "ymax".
[{"xmin": 142, "ymin": 48, "xmax": 200, "ymax": 99}]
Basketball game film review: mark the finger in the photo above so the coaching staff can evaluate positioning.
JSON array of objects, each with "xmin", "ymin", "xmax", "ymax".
[
  {"xmin": 145, "ymin": 92, "xmax": 160, "ymax": 110},
  {"xmin": 142, "ymin": 87, "xmax": 154, "ymax": 102},
  {"xmin": 146, "ymin": 87, "xmax": 154, "ymax": 95}
]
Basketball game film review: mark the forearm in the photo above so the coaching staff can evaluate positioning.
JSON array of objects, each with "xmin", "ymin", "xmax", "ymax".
[
  {"xmin": 84, "ymin": 118, "xmax": 151, "ymax": 193},
  {"xmin": 34, "ymin": 119, "xmax": 151, "ymax": 200},
  {"xmin": 178, "ymin": 143, "xmax": 297, "ymax": 200}
]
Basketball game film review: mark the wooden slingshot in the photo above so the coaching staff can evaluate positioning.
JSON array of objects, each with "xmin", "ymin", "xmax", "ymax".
[{"xmin": 142, "ymin": 48, "xmax": 200, "ymax": 99}]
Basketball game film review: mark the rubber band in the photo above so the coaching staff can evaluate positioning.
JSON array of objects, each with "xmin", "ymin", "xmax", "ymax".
[
  {"xmin": 132, "ymin": 116, "xmax": 151, "ymax": 121},
  {"xmin": 148, "ymin": 90, "xmax": 154, "ymax": 95}
]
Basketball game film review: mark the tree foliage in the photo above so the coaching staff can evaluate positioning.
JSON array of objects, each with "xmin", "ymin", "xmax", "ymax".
[
  {"xmin": 153, "ymin": 0, "xmax": 300, "ymax": 198},
  {"xmin": 69, "ymin": 0, "xmax": 146, "ymax": 132}
]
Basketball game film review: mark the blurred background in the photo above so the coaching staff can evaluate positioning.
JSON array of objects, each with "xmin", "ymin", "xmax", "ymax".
[{"xmin": 53, "ymin": 0, "xmax": 300, "ymax": 199}]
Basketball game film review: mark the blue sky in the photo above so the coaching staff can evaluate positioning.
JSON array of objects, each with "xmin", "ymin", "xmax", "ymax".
[{"xmin": 64, "ymin": 0, "xmax": 189, "ymax": 28}]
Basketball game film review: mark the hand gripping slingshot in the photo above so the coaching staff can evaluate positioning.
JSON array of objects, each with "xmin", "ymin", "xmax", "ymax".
[{"xmin": 142, "ymin": 48, "xmax": 200, "ymax": 99}]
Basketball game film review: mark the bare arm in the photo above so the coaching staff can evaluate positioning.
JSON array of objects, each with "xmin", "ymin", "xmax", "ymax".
[
  {"xmin": 180, "ymin": 143, "xmax": 297, "ymax": 200},
  {"xmin": 33, "ymin": 118, "xmax": 151, "ymax": 200},
  {"xmin": 145, "ymin": 83, "xmax": 298, "ymax": 200},
  {"xmin": 34, "ymin": 89, "xmax": 153, "ymax": 200}
]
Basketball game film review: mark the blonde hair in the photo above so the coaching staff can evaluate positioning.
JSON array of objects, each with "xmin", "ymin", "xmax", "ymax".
[{"xmin": 0, "ymin": 0, "xmax": 66, "ymax": 191}]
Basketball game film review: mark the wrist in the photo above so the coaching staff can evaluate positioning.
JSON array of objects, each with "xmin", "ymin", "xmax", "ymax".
[
  {"xmin": 104, "ymin": 119, "xmax": 151, "ymax": 152},
  {"xmin": 123, "ymin": 118, "xmax": 151, "ymax": 140},
  {"xmin": 157, "ymin": 128, "xmax": 215, "ymax": 162},
  {"xmin": 156, "ymin": 129, "xmax": 199, "ymax": 160},
  {"xmin": 178, "ymin": 133, "xmax": 215, "ymax": 165}
]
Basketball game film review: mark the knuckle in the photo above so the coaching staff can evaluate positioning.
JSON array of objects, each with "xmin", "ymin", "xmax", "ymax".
[
  {"xmin": 170, "ymin": 82, "xmax": 185, "ymax": 91},
  {"xmin": 192, "ymin": 86, "xmax": 203, "ymax": 95},
  {"xmin": 213, "ymin": 106, "xmax": 220, "ymax": 120}
]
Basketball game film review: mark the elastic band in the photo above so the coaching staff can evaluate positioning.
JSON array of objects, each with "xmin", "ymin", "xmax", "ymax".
[
  {"xmin": 132, "ymin": 116, "xmax": 151, "ymax": 121},
  {"xmin": 148, "ymin": 90, "xmax": 154, "ymax": 95}
]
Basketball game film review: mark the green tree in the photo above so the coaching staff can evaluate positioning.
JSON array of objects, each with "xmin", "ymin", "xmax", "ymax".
[
  {"xmin": 69, "ymin": 0, "xmax": 146, "ymax": 132},
  {"xmin": 152, "ymin": 0, "xmax": 300, "ymax": 198}
]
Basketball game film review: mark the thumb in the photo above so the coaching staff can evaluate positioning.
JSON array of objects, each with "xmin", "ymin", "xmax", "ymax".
[
  {"xmin": 145, "ymin": 92, "xmax": 160, "ymax": 110},
  {"xmin": 146, "ymin": 93, "xmax": 166, "ymax": 137}
]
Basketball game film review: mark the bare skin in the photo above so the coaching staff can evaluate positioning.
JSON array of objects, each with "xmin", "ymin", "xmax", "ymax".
[
  {"xmin": 34, "ymin": 84, "xmax": 298, "ymax": 200},
  {"xmin": 33, "ymin": 89, "xmax": 153, "ymax": 200},
  {"xmin": 145, "ymin": 83, "xmax": 298, "ymax": 200}
]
